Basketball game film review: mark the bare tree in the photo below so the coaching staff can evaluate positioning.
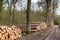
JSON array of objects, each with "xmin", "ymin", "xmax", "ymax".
[
  {"xmin": 0, "ymin": 0, "xmax": 4, "ymax": 24},
  {"xmin": 45, "ymin": 0, "xmax": 52, "ymax": 25},
  {"xmin": 6, "ymin": 0, "xmax": 12, "ymax": 25},
  {"xmin": 12, "ymin": 0, "xmax": 17, "ymax": 25},
  {"xmin": 26, "ymin": 0, "xmax": 31, "ymax": 33}
]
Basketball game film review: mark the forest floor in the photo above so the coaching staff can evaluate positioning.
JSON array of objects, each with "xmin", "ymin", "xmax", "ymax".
[{"xmin": 17, "ymin": 25, "xmax": 60, "ymax": 40}]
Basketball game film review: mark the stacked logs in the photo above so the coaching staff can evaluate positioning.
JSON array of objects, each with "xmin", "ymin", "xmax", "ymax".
[
  {"xmin": 17, "ymin": 22, "xmax": 47, "ymax": 33},
  {"xmin": 0, "ymin": 25, "xmax": 21, "ymax": 40},
  {"xmin": 39, "ymin": 22, "xmax": 47, "ymax": 30},
  {"xmin": 50, "ymin": 21, "xmax": 54, "ymax": 27},
  {"xmin": 17, "ymin": 22, "xmax": 41, "ymax": 32}
]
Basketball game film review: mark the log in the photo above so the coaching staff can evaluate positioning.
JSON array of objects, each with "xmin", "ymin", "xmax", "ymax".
[
  {"xmin": 39, "ymin": 22, "xmax": 47, "ymax": 30},
  {"xmin": 17, "ymin": 22, "xmax": 41, "ymax": 32},
  {"xmin": 0, "ymin": 25, "xmax": 22, "ymax": 40}
]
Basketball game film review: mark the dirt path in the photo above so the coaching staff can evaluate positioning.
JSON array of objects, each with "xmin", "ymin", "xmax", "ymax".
[
  {"xmin": 27, "ymin": 25, "xmax": 60, "ymax": 40},
  {"xmin": 45, "ymin": 25, "xmax": 60, "ymax": 40}
]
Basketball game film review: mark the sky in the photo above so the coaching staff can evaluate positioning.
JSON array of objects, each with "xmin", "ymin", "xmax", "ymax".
[
  {"xmin": 32, "ymin": 0, "xmax": 60, "ymax": 15},
  {"xmin": 56, "ymin": 0, "xmax": 60, "ymax": 15},
  {"xmin": 33, "ymin": 0, "xmax": 60, "ymax": 15},
  {"xmin": 16, "ymin": 0, "xmax": 38, "ymax": 10},
  {"xmin": 4, "ymin": 0, "xmax": 60, "ymax": 15},
  {"xmin": 32, "ymin": 0, "xmax": 37, "ymax": 3}
]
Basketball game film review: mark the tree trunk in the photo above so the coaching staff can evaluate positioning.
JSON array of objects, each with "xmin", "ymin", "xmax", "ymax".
[
  {"xmin": 7, "ymin": 0, "xmax": 12, "ymax": 25},
  {"xmin": 26, "ymin": 0, "xmax": 31, "ymax": 33},
  {"xmin": 45, "ymin": 0, "xmax": 52, "ymax": 26},
  {"xmin": 0, "ymin": 0, "xmax": 3, "ymax": 25},
  {"xmin": 45, "ymin": 0, "xmax": 49, "ymax": 25},
  {"xmin": 12, "ymin": 0, "xmax": 16, "ymax": 25}
]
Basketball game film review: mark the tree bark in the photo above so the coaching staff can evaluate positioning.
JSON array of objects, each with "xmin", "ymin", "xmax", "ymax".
[
  {"xmin": 45, "ymin": 0, "xmax": 49, "ymax": 25},
  {"xmin": 12, "ymin": 0, "xmax": 17, "ymax": 25},
  {"xmin": 0, "ymin": 0, "xmax": 3, "ymax": 25},
  {"xmin": 26, "ymin": 0, "xmax": 31, "ymax": 33}
]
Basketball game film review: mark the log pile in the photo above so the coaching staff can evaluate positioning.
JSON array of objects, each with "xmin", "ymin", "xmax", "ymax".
[
  {"xmin": 17, "ymin": 22, "xmax": 47, "ymax": 33},
  {"xmin": 31, "ymin": 24, "xmax": 40, "ymax": 31},
  {"xmin": 39, "ymin": 22, "xmax": 47, "ymax": 30},
  {"xmin": 17, "ymin": 22, "xmax": 40, "ymax": 32},
  {"xmin": 50, "ymin": 21, "xmax": 54, "ymax": 27},
  {"xmin": 0, "ymin": 25, "xmax": 21, "ymax": 40}
]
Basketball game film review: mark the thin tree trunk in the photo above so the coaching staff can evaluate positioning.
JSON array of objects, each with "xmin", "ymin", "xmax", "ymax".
[
  {"xmin": 7, "ymin": 0, "xmax": 12, "ymax": 25},
  {"xmin": 26, "ymin": 0, "xmax": 31, "ymax": 33},
  {"xmin": 21, "ymin": 0, "xmax": 22, "ymax": 14},
  {"xmin": 12, "ymin": 0, "xmax": 16, "ymax": 25},
  {"xmin": 0, "ymin": 0, "xmax": 3, "ymax": 25},
  {"xmin": 45, "ymin": 1, "xmax": 49, "ymax": 25},
  {"xmin": 45, "ymin": 0, "xmax": 52, "ymax": 25}
]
